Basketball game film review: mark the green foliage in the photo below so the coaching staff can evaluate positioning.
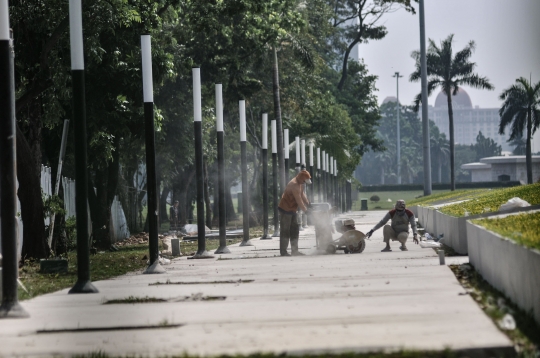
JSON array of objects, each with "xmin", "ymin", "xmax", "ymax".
[
  {"xmin": 440, "ymin": 183, "xmax": 540, "ymax": 217},
  {"xmin": 473, "ymin": 212, "xmax": 540, "ymax": 251},
  {"xmin": 369, "ymin": 195, "xmax": 380, "ymax": 202},
  {"xmin": 359, "ymin": 181, "xmax": 521, "ymax": 192},
  {"xmin": 42, "ymin": 193, "xmax": 65, "ymax": 219},
  {"xmin": 470, "ymin": 131, "xmax": 501, "ymax": 161}
]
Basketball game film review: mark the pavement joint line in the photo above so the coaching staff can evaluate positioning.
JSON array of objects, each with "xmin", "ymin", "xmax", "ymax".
[{"xmin": 36, "ymin": 323, "xmax": 184, "ymax": 334}]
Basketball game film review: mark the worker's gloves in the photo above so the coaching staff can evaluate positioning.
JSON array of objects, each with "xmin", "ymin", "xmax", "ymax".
[
  {"xmin": 366, "ymin": 230, "xmax": 374, "ymax": 238},
  {"xmin": 413, "ymin": 234, "xmax": 419, "ymax": 245}
]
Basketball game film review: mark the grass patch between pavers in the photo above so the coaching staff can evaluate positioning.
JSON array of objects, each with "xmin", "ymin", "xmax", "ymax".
[
  {"xmin": 150, "ymin": 279, "xmax": 254, "ymax": 286},
  {"xmin": 450, "ymin": 264, "xmax": 540, "ymax": 356},
  {"xmin": 18, "ymin": 238, "xmax": 242, "ymax": 301},
  {"xmin": 440, "ymin": 183, "xmax": 540, "ymax": 217},
  {"xmin": 472, "ymin": 211, "xmax": 540, "ymax": 251},
  {"xmin": 103, "ymin": 296, "xmax": 167, "ymax": 304},
  {"xmin": 73, "ymin": 350, "xmax": 463, "ymax": 358}
]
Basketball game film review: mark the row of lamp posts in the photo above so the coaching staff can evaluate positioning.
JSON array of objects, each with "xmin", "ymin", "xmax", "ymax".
[{"xmin": 0, "ymin": 0, "xmax": 354, "ymax": 319}]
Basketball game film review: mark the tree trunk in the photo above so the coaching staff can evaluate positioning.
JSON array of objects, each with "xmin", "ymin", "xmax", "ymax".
[
  {"xmin": 337, "ymin": 37, "xmax": 361, "ymax": 91},
  {"xmin": 178, "ymin": 168, "xmax": 195, "ymax": 226},
  {"xmin": 438, "ymin": 159, "xmax": 442, "ymax": 183},
  {"xmin": 380, "ymin": 166, "xmax": 385, "ymax": 185},
  {"xmin": 16, "ymin": 124, "xmax": 49, "ymax": 260},
  {"xmin": 225, "ymin": 178, "xmax": 237, "ymax": 222},
  {"xmin": 160, "ymin": 185, "xmax": 170, "ymax": 223},
  {"xmin": 272, "ymin": 47, "xmax": 286, "ymax": 192},
  {"xmin": 88, "ymin": 137, "xmax": 120, "ymax": 249},
  {"xmin": 447, "ymin": 92, "xmax": 455, "ymax": 191},
  {"xmin": 526, "ymin": 108, "xmax": 533, "ymax": 184}
]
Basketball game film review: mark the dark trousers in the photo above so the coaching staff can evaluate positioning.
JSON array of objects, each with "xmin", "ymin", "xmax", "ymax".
[{"xmin": 280, "ymin": 212, "xmax": 299, "ymax": 254}]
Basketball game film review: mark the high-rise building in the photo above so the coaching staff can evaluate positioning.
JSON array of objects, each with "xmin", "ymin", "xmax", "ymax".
[{"xmin": 425, "ymin": 88, "xmax": 511, "ymax": 151}]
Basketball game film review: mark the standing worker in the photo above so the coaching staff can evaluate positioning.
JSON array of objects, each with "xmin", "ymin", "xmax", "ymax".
[
  {"xmin": 278, "ymin": 170, "xmax": 311, "ymax": 256},
  {"xmin": 366, "ymin": 200, "xmax": 418, "ymax": 252}
]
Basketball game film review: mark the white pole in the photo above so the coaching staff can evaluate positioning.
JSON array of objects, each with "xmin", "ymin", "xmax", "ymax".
[
  {"xmin": 0, "ymin": 0, "xmax": 10, "ymax": 40},
  {"xmin": 301, "ymin": 139, "xmax": 306, "ymax": 165},
  {"xmin": 262, "ymin": 113, "xmax": 268, "ymax": 149},
  {"xmin": 334, "ymin": 159, "xmax": 337, "ymax": 176},
  {"xmin": 295, "ymin": 136, "xmax": 300, "ymax": 164},
  {"xmin": 215, "ymin": 84, "xmax": 223, "ymax": 132},
  {"xmin": 69, "ymin": 0, "xmax": 84, "ymax": 70},
  {"xmin": 317, "ymin": 148, "xmax": 320, "ymax": 169},
  {"xmin": 239, "ymin": 100, "xmax": 246, "ymax": 142},
  {"xmin": 141, "ymin": 35, "xmax": 153, "ymax": 103},
  {"xmin": 322, "ymin": 150, "xmax": 326, "ymax": 171},
  {"xmin": 309, "ymin": 142, "xmax": 314, "ymax": 167},
  {"xmin": 192, "ymin": 68, "xmax": 202, "ymax": 122},
  {"xmin": 330, "ymin": 156, "xmax": 333, "ymax": 175},
  {"xmin": 284, "ymin": 129, "xmax": 289, "ymax": 159},
  {"xmin": 271, "ymin": 120, "xmax": 277, "ymax": 153}
]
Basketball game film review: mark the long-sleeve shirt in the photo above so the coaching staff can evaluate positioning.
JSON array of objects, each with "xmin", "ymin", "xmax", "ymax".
[
  {"xmin": 278, "ymin": 177, "xmax": 309, "ymax": 213},
  {"xmin": 371, "ymin": 209, "xmax": 417, "ymax": 235}
]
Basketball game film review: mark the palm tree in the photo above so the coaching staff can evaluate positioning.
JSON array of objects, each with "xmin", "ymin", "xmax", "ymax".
[
  {"xmin": 430, "ymin": 129, "xmax": 450, "ymax": 183},
  {"xmin": 508, "ymin": 136, "xmax": 526, "ymax": 155},
  {"xmin": 410, "ymin": 34, "xmax": 493, "ymax": 190},
  {"xmin": 499, "ymin": 77, "xmax": 540, "ymax": 184}
]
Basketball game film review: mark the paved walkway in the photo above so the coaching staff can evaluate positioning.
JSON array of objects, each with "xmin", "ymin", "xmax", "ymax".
[{"xmin": 0, "ymin": 211, "xmax": 512, "ymax": 357}]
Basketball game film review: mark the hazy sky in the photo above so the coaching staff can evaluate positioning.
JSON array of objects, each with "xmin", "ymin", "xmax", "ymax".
[{"xmin": 360, "ymin": 0, "xmax": 540, "ymax": 109}]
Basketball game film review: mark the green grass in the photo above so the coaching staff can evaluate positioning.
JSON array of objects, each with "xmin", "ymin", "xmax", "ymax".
[
  {"xmin": 451, "ymin": 264, "xmax": 540, "ymax": 356},
  {"xmin": 440, "ymin": 183, "xmax": 540, "ymax": 217},
  {"xmin": 18, "ymin": 238, "xmax": 242, "ymax": 301},
  {"xmin": 407, "ymin": 189, "xmax": 488, "ymax": 207},
  {"xmin": 472, "ymin": 212, "xmax": 540, "ymax": 251},
  {"xmin": 353, "ymin": 190, "xmax": 449, "ymax": 211}
]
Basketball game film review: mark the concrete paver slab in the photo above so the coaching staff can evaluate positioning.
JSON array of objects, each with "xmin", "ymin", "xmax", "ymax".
[{"xmin": 0, "ymin": 211, "xmax": 512, "ymax": 357}]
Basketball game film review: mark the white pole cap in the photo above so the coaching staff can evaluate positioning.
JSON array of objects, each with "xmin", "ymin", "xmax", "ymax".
[
  {"xmin": 239, "ymin": 100, "xmax": 246, "ymax": 142},
  {"xmin": 192, "ymin": 68, "xmax": 202, "ymax": 122},
  {"xmin": 0, "ymin": 0, "xmax": 10, "ymax": 40},
  {"xmin": 284, "ymin": 129, "xmax": 289, "ymax": 159},
  {"xmin": 317, "ymin": 148, "xmax": 320, "ymax": 169},
  {"xmin": 262, "ymin": 113, "xmax": 268, "ymax": 149},
  {"xmin": 301, "ymin": 139, "xmax": 306, "ymax": 165},
  {"xmin": 141, "ymin": 35, "xmax": 153, "ymax": 103},
  {"xmin": 69, "ymin": 0, "xmax": 84, "ymax": 70},
  {"xmin": 295, "ymin": 137, "xmax": 300, "ymax": 164},
  {"xmin": 271, "ymin": 120, "xmax": 277, "ymax": 154},
  {"xmin": 309, "ymin": 142, "xmax": 314, "ymax": 167},
  {"xmin": 215, "ymin": 84, "xmax": 223, "ymax": 132}
]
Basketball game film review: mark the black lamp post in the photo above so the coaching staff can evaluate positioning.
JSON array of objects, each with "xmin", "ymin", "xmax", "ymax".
[
  {"xmin": 316, "ymin": 147, "xmax": 321, "ymax": 202},
  {"xmin": 261, "ymin": 113, "xmax": 271, "ymax": 240},
  {"xmin": 192, "ymin": 68, "xmax": 212, "ymax": 258},
  {"xmin": 239, "ymin": 100, "xmax": 252, "ymax": 246},
  {"xmin": 141, "ymin": 35, "xmax": 165, "ymax": 273},
  {"xmin": 68, "ymin": 0, "xmax": 98, "ymax": 293},
  {"xmin": 0, "ymin": 0, "xmax": 29, "ymax": 317},
  {"xmin": 214, "ymin": 84, "xmax": 230, "ymax": 254},
  {"xmin": 284, "ymin": 129, "xmax": 289, "ymax": 182},
  {"xmin": 271, "ymin": 120, "xmax": 280, "ymax": 237}
]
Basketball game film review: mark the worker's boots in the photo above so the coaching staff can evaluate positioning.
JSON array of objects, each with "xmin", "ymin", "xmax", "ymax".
[
  {"xmin": 291, "ymin": 239, "xmax": 305, "ymax": 256},
  {"xmin": 280, "ymin": 236, "xmax": 290, "ymax": 256}
]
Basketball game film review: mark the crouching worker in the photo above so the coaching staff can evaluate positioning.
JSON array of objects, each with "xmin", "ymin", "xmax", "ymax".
[
  {"xmin": 278, "ymin": 170, "xmax": 311, "ymax": 256},
  {"xmin": 366, "ymin": 200, "xmax": 418, "ymax": 252}
]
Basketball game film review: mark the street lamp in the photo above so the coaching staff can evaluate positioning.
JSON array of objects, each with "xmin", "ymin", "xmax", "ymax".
[{"xmin": 393, "ymin": 72, "xmax": 403, "ymax": 184}]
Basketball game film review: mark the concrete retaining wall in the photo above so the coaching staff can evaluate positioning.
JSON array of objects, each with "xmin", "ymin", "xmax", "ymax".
[
  {"xmin": 412, "ymin": 204, "xmax": 540, "ymax": 255},
  {"xmin": 467, "ymin": 221, "xmax": 540, "ymax": 326}
]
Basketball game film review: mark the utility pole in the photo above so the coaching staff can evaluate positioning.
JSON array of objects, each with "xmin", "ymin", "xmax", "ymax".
[
  {"xmin": 419, "ymin": 0, "xmax": 432, "ymax": 195},
  {"xmin": 393, "ymin": 72, "xmax": 403, "ymax": 184}
]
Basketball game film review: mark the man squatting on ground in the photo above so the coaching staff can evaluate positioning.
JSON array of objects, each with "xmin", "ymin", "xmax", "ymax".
[
  {"xmin": 278, "ymin": 170, "xmax": 312, "ymax": 256},
  {"xmin": 366, "ymin": 200, "xmax": 418, "ymax": 252}
]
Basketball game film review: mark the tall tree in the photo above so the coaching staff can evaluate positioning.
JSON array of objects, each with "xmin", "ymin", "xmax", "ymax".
[
  {"xmin": 471, "ymin": 131, "xmax": 501, "ymax": 161},
  {"xmin": 331, "ymin": 0, "xmax": 415, "ymax": 90},
  {"xmin": 499, "ymin": 77, "xmax": 540, "ymax": 184},
  {"xmin": 410, "ymin": 34, "xmax": 493, "ymax": 191},
  {"xmin": 430, "ymin": 126, "xmax": 449, "ymax": 183}
]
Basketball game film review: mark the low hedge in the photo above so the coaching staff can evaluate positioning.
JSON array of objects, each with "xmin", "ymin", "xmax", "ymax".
[
  {"xmin": 358, "ymin": 181, "xmax": 521, "ymax": 192},
  {"xmin": 473, "ymin": 211, "xmax": 540, "ymax": 251},
  {"xmin": 440, "ymin": 183, "xmax": 540, "ymax": 217}
]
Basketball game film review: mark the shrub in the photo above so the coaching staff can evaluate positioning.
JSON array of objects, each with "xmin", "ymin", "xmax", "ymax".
[
  {"xmin": 473, "ymin": 212, "xmax": 540, "ymax": 250},
  {"xmin": 369, "ymin": 195, "xmax": 380, "ymax": 202}
]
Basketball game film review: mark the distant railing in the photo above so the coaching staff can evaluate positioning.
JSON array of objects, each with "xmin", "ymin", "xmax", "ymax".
[{"xmin": 15, "ymin": 166, "xmax": 130, "ymax": 255}]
